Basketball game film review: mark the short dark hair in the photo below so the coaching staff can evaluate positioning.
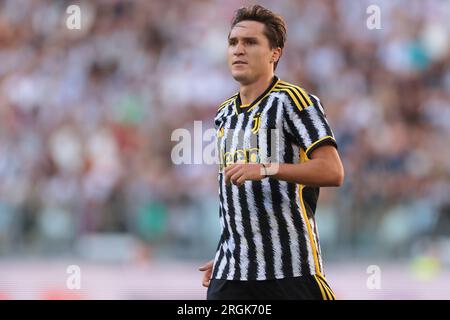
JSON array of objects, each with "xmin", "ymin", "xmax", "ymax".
[{"xmin": 230, "ymin": 5, "xmax": 287, "ymax": 70}]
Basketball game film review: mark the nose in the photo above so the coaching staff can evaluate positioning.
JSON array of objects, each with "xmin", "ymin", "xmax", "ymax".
[{"xmin": 233, "ymin": 41, "xmax": 245, "ymax": 56}]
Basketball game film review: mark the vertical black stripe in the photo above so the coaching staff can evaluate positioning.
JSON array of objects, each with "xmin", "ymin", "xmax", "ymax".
[
  {"xmin": 308, "ymin": 95, "xmax": 334, "ymax": 138},
  {"xmin": 238, "ymin": 184, "xmax": 254, "ymax": 280},
  {"xmin": 265, "ymin": 102, "xmax": 293, "ymax": 278},
  {"xmin": 253, "ymin": 97, "xmax": 278, "ymax": 279},
  {"xmin": 236, "ymin": 113, "xmax": 255, "ymax": 280},
  {"xmin": 308, "ymin": 94, "xmax": 324, "ymax": 116},
  {"xmin": 212, "ymin": 250, "xmax": 224, "ymax": 279},
  {"xmin": 221, "ymin": 245, "xmax": 231, "ymax": 279},
  {"xmin": 308, "ymin": 94, "xmax": 318, "ymax": 109},
  {"xmin": 216, "ymin": 112, "xmax": 235, "ymax": 279},
  {"xmin": 269, "ymin": 180, "xmax": 293, "ymax": 277},
  {"xmin": 224, "ymin": 114, "xmax": 241, "ymax": 280},
  {"xmin": 266, "ymin": 127, "xmax": 272, "ymax": 159},
  {"xmin": 300, "ymin": 107, "xmax": 320, "ymax": 142},
  {"xmin": 225, "ymin": 103, "xmax": 235, "ymax": 118},
  {"xmin": 251, "ymin": 180, "xmax": 274, "ymax": 279},
  {"xmin": 284, "ymin": 143, "xmax": 310, "ymax": 275},
  {"xmin": 313, "ymin": 218, "xmax": 323, "ymax": 271},
  {"xmin": 254, "ymin": 98, "xmax": 276, "ymax": 279},
  {"xmin": 213, "ymin": 172, "xmax": 229, "ymax": 279},
  {"xmin": 282, "ymin": 102, "xmax": 309, "ymax": 150},
  {"xmin": 303, "ymin": 186, "xmax": 320, "ymax": 214},
  {"xmin": 220, "ymin": 215, "xmax": 233, "ymax": 278},
  {"xmin": 211, "ymin": 202, "xmax": 225, "ymax": 279},
  {"xmin": 211, "ymin": 242, "xmax": 224, "ymax": 279}
]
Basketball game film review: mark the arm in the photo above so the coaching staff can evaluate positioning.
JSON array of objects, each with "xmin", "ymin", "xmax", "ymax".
[
  {"xmin": 225, "ymin": 91, "xmax": 344, "ymax": 187},
  {"xmin": 270, "ymin": 144, "xmax": 344, "ymax": 186},
  {"xmin": 224, "ymin": 144, "xmax": 344, "ymax": 187}
]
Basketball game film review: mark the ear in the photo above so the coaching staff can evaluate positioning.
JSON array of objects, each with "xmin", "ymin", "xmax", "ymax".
[{"xmin": 271, "ymin": 47, "xmax": 282, "ymax": 63}]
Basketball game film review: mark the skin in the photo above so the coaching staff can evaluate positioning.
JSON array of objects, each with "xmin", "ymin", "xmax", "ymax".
[
  {"xmin": 227, "ymin": 20, "xmax": 281, "ymax": 105},
  {"xmin": 199, "ymin": 20, "xmax": 344, "ymax": 288}
]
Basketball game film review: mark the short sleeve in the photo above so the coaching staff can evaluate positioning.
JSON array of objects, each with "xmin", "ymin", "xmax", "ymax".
[{"xmin": 283, "ymin": 94, "xmax": 337, "ymax": 158}]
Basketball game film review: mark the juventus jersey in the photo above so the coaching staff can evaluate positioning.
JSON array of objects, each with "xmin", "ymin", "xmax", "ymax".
[{"xmin": 212, "ymin": 76, "xmax": 337, "ymax": 281}]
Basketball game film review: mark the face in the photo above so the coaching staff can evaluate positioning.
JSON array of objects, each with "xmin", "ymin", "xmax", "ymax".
[{"xmin": 227, "ymin": 20, "xmax": 281, "ymax": 85}]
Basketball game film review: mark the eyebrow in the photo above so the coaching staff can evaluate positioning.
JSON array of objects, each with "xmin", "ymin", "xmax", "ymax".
[{"xmin": 228, "ymin": 36, "xmax": 259, "ymax": 42}]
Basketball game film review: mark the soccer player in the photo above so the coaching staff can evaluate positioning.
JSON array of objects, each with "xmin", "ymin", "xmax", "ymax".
[{"xmin": 199, "ymin": 5, "xmax": 344, "ymax": 300}]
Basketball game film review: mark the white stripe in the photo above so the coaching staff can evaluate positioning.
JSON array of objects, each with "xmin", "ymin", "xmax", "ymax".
[
  {"xmin": 243, "ymin": 106, "xmax": 266, "ymax": 280},
  {"xmin": 313, "ymin": 218, "xmax": 324, "ymax": 273},
  {"xmin": 259, "ymin": 99, "xmax": 283, "ymax": 279},
  {"xmin": 215, "ymin": 107, "xmax": 226, "ymax": 122},
  {"xmin": 213, "ymin": 200, "xmax": 227, "ymax": 278},
  {"xmin": 244, "ymin": 184, "xmax": 266, "ymax": 279},
  {"xmin": 306, "ymin": 106, "xmax": 327, "ymax": 138},
  {"xmin": 215, "ymin": 198, "xmax": 230, "ymax": 279},
  {"xmin": 310, "ymin": 93, "xmax": 333, "ymax": 137},
  {"xmin": 215, "ymin": 237, "xmax": 229, "ymax": 279},
  {"xmin": 310, "ymin": 94, "xmax": 325, "ymax": 115},
  {"xmin": 311, "ymin": 96, "xmax": 334, "ymax": 132},
  {"xmin": 227, "ymin": 101, "xmax": 236, "ymax": 117},
  {"xmin": 215, "ymin": 115, "xmax": 236, "ymax": 279},
  {"xmin": 274, "ymin": 98, "xmax": 302, "ymax": 277},
  {"xmin": 261, "ymin": 178, "xmax": 283, "ymax": 279},
  {"xmin": 212, "ymin": 242, "xmax": 223, "ymax": 277},
  {"xmin": 221, "ymin": 116, "xmax": 236, "ymax": 280},
  {"xmin": 275, "ymin": 93, "xmax": 313, "ymax": 147},
  {"xmin": 229, "ymin": 113, "xmax": 249, "ymax": 280},
  {"xmin": 258, "ymin": 95, "xmax": 277, "ymax": 162},
  {"xmin": 216, "ymin": 99, "xmax": 235, "ymax": 121}
]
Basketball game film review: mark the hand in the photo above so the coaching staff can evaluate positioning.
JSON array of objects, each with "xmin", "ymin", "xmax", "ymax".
[
  {"xmin": 224, "ymin": 163, "xmax": 266, "ymax": 187},
  {"xmin": 198, "ymin": 260, "xmax": 214, "ymax": 287}
]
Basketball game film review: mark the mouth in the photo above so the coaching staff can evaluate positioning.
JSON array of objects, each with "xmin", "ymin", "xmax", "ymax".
[{"xmin": 233, "ymin": 61, "xmax": 248, "ymax": 65}]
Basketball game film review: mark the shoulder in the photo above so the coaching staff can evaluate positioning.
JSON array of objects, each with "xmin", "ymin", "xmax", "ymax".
[
  {"xmin": 272, "ymin": 80, "xmax": 316, "ymax": 112},
  {"xmin": 217, "ymin": 93, "xmax": 238, "ymax": 112},
  {"xmin": 214, "ymin": 92, "xmax": 238, "ymax": 125}
]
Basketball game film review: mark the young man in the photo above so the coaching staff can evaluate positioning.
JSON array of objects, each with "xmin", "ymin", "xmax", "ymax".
[{"xmin": 199, "ymin": 5, "xmax": 344, "ymax": 300}]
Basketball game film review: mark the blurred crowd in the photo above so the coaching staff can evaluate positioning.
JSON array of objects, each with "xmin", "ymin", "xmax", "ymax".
[{"xmin": 0, "ymin": 0, "xmax": 449, "ymax": 262}]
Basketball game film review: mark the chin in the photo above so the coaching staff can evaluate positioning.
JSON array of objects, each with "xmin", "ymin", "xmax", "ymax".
[{"xmin": 231, "ymin": 72, "xmax": 251, "ymax": 84}]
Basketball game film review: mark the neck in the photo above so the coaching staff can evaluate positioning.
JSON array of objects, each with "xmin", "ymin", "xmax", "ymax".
[{"xmin": 239, "ymin": 74, "xmax": 275, "ymax": 105}]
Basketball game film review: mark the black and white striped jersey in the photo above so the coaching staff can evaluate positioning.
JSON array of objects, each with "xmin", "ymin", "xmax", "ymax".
[{"xmin": 211, "ymin": 76, "xmax": 337, "ymax": 281}]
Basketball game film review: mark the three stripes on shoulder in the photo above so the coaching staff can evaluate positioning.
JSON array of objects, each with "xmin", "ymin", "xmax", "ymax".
[
  {"xmin": 217, "ymin": 93, "xmax": 239, "ymax": 111},
  {"xmin": 273, "ymin": 81, "xmax": 313, "ymax": 112}
]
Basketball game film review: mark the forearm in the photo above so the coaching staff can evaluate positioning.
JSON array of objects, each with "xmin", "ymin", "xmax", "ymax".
[
  {"xmin": 266, "ymin": 159, "xmax": 343, "ymax": 187},
  {"xmin": 224, "ymin": 145, "xmax": 344, "ymax": 187}
]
